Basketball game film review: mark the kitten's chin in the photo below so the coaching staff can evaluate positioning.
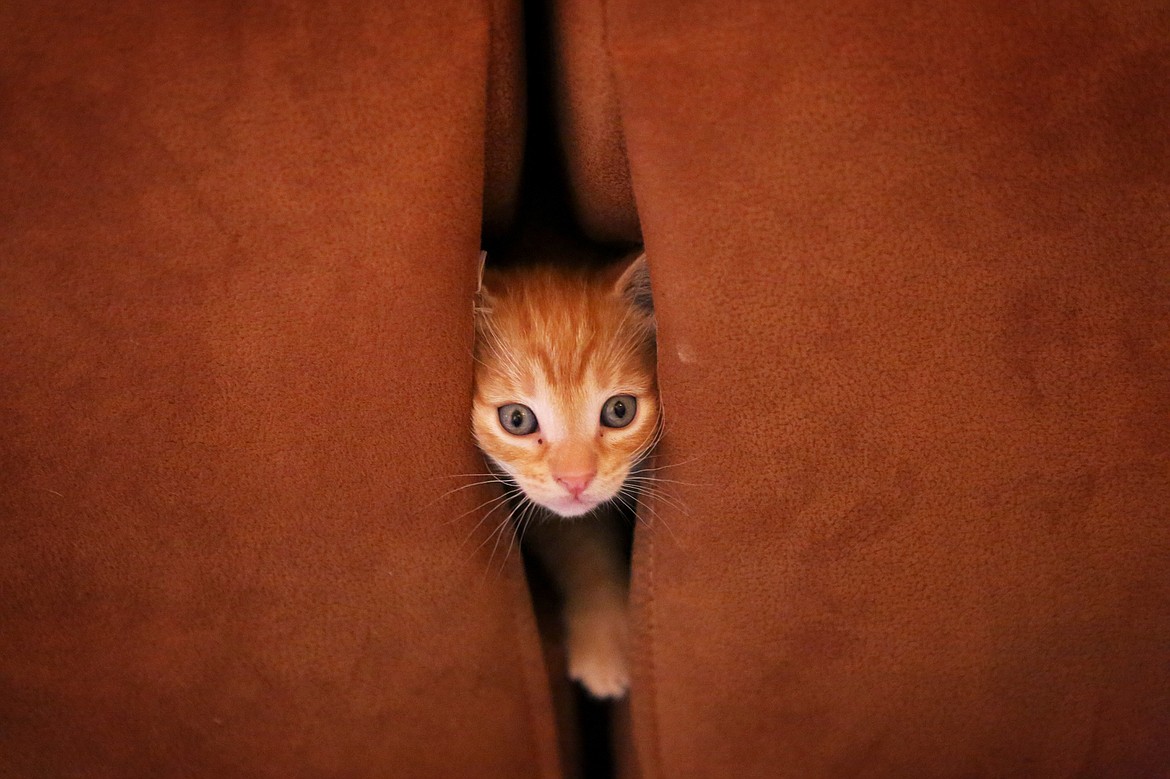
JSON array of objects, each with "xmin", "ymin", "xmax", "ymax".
[{"xmin": 543, "ymin": 496, "xmax": 603, "ymax": 518}]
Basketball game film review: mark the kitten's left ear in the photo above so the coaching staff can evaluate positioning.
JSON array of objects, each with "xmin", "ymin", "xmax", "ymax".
[{"xmin": 612, "ymin": 251, "xmax": 654, "ymax": 317}]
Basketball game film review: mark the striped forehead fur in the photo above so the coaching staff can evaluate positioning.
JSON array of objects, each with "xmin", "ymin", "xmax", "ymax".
[{"xmin": 474, "ymin": 264, "xmax": 655, "ymax": 396}]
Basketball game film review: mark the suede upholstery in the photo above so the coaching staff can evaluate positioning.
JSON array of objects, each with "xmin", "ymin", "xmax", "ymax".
[
  {"xmin": 485, "ymin": 0, "xmax": 527, "ymax": 237},
  {"xmin": 1, "ymin": 2, "xmax": 557, "ymax": 777},
  {"xmin": 601, "ymin": 2, "xmax": 1170, "ymax": 776},
  {"xmin": 550, "ymin": 0, "xmax": 640, "ymax": 244},
  {"xmin": 3, "ymin": 1, "xmax": 1168, "ymax": 777}
]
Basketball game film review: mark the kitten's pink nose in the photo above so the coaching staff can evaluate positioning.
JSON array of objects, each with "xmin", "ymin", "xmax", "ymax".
[{"xmin": 554, "ymin": 472, "xmax": 595, "ymax": 499}]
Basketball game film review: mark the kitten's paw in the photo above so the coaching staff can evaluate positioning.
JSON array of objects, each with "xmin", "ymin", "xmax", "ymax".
[{"xmin": 566, "ymin": 606, "xmax": 630, "ymax": 699}]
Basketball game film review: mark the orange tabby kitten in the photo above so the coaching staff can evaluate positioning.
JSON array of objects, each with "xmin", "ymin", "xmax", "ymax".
[{"xmin": 471, "ymin": 250, "xmax": 659, "ymax": 699}]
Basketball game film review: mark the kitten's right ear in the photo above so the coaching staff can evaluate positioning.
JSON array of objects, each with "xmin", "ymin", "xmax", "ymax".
[
  {"xmin": 475, "ymin": 250, "xmax": 488, "ymax": 295},
  {"xmin": 474, "ymin": 250, "xmax": 495, "ymax": 317}
]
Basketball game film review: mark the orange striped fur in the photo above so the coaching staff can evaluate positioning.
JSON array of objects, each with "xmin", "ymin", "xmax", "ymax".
[
  {"xmin": 472, "ymin": 254, "xmax": 659, "ymax": 518},
  {"xmin": 470, "ymin": 251, "xmax": 657, "ymax": 698}
]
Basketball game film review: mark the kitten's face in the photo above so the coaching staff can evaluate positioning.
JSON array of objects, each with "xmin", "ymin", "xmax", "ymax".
[{"xmin": 472, "ymin": 256, "xmax": 659, "ymax": 518}]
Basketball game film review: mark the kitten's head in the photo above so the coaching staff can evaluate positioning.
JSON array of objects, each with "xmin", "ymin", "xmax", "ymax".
[{"xmin": 472, "ymin": 253, "xmax": 659, "ymax": 518}]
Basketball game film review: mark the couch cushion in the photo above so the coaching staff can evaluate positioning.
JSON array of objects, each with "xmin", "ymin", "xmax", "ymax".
[
  {"xmin": 485, "ymin": 0, "xmax": 527, "ymax": 236},
  {"xmin": 607, "ymin": 1, "xmax": 1170, "ymax": 776},
  {"xmin": 0, "ymin": 2, "xmax": 558, "ymax": 776},
  {"xmin": 550, "ymin": 0, "xmax": 641, "ymax": 243}
]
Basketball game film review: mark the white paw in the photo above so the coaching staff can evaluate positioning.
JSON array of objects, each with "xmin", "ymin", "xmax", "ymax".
[{"xmin": 566, "ymin": 606, "xmax": 630, "ymax": 699}]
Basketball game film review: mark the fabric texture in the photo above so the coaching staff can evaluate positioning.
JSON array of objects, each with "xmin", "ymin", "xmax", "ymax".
[
  {"xmin": 601, "ymin": 1, "xmax": 1170, "ymax": 776},
  {"xmin": 0, "ymin": 2, "xmax": 557, "ymax": 776},
  {"xmin": 485, "ymin": 0, "xmax": 527, "ymax": 237},
  {"xmin": 5, "ymin": 1, "xmax": 1169, "ymax": 776},
  {"xmin": 551, "ymin": 0, "xmax": 641, "ymax": 244}
]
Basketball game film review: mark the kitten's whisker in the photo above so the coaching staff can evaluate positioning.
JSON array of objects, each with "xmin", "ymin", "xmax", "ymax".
[
  {"xmin": 623, "ymin": 475, "xmax": 707, "ymax": 488},
  {"xmin": 628, "ymin": 432, "xmax": 666, "ymax": 470},
  {"xmin": 454, "ymin": 487, "xmax": 521, "ymax": 539},
  {"xmin": 500, "ymin": 499, "xmax": 532, "ymax": 573},
  {"xmin": 449, "ymin": 483, "xmax": 517, "ymax": 516},
  {"xmin": 464, "ymin": 504, "xmax": 515, "ymax": 587},
  {"xmin": 619, "ymin": 486, "xmax": 667, "ymax": 535},
  {"xmin": 613, "ymin": 491, "xmax": 653, "ymax": 532},
  {"xmin": 472, "ymin": 513, "xmax": 509, "ymax": 556},
  {"xmin": 636, "ymin": 484, "xmax": 692, "ymax": 516},
  {"xmin": 633, "ymin": 493, "xmax": 684, "ymax": 548},
  {"xmin": 629, "ymin": 418, "xmax": 665, "ymax": 458},
  {"xmin": 500, "ymin": 499, "xmax": 542, "ymax": 575},
  {"xmin": 632, "ymin": 455, "xmax": 704, "ymax": 474},
  {"xmin": 618, "ymin": 486, "xmax": 670, "ymax": 537},
  {"xmin": 460, "ymin": 498, "xmax": 514, "ymax": 554},
  {"xmin": 624, "ymin": 479, "xmax": 689, "ymax": 516},
  {"xmin": 477, "ymin": 510, "xmax": 516, "ymax": 578},
  {"xmin": 459, "ymin": 503, "xmax": 516, "ymax": 557},
  {"xmin": 517, "ymin": 503, "xmax": 543, "ymax": 547},
  {"xmin": 427, "ymin": 478, "xmax": 512, "ymax": 510},
  {"xmin": 427, "ymin": 472, "xmax": 506, "ymax": 481},
  {"xmin": 484, "ymin": 498, "xmax": 528, "ymax": 579},
  {"xmin": 435, "ymin": 477, "xmax": 510, "ymax": 491}
]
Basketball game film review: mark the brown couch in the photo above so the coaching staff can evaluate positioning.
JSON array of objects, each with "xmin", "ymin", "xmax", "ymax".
[{"xmin": 3, "ymin": 1, "xmax": 1167, "ymax": 777}]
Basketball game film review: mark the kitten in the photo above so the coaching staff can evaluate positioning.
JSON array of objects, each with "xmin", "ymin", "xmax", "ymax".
[{"xmin": 471, "ymin": 250, "xmax": 659, "ymax": 699}]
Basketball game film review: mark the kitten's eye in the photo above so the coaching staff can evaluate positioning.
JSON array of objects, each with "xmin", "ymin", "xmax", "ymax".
[
  {"xmin": 600, "ymin": 395, "xmax": 637, "ymax": 429},
  {"xmin": 498, "ymin": 404, "xmax": 538, "ymax": 436}
]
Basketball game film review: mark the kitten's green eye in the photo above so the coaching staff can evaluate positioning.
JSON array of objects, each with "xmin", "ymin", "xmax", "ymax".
[
  {"xmin": 600, "ymin": 395, "xmax": 637, "ymax": 429},
  {"xmin": 498, "ymin": 403, "xmax": 538, "ymax": 436}
]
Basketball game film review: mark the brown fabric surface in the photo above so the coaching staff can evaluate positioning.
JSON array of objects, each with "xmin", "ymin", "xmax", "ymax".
[
  {"xmin": 606, "ymin": 1, "xmax": 1170, "ymax": 777},
  {"xmin": 0, "ymin": 2, "xmax": 559, "ymax": 776},
  {"xmin": 551, "ymin": 0, "xmax": 640, "ymax": 244},
  {"xmin": 484, "ymin": 0, "xmax": 527, "ymax": 238}
]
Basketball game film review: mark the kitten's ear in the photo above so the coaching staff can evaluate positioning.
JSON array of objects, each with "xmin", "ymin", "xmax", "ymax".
[
  {"xmin": 612, "ymin": 251, "xmax": 654, "ymax": 317},
  {"xmin": 475, "ymin": 250, "xmax": 488, "ymax": 295},
  {"xmin": 474, "ymin": 250, "xmax": 495, "ymax": 317}
]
